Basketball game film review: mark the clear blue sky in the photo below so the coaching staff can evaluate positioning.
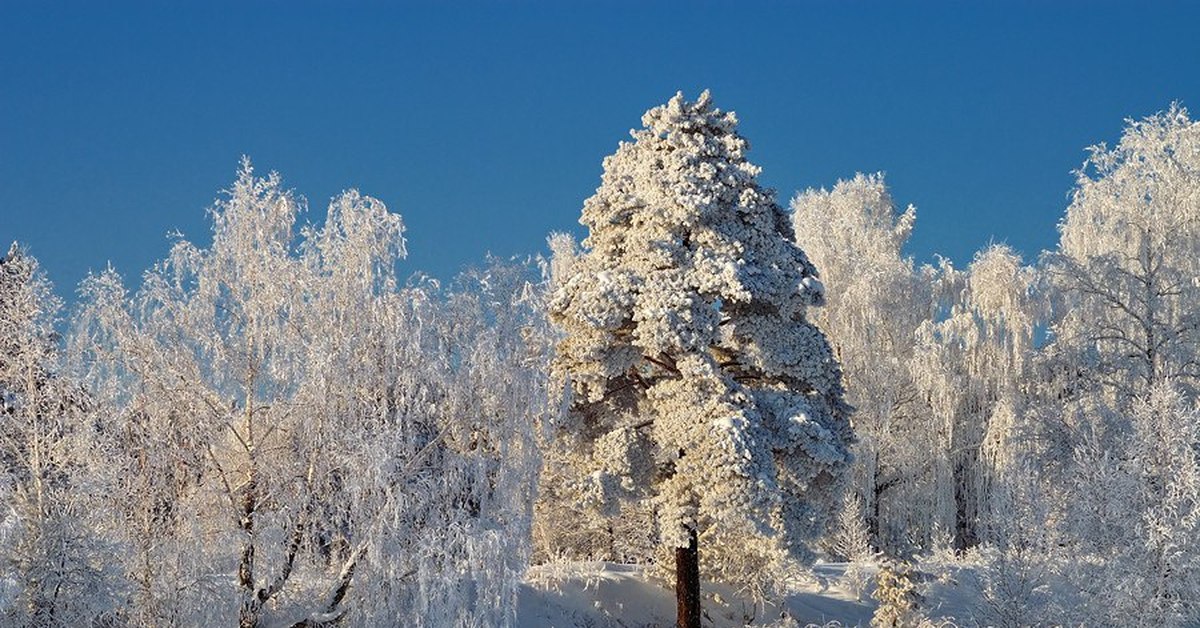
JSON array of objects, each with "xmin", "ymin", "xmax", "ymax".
[{"xmin": 3, "ymin": 1, "xmax": 1198, "ymax": 300}]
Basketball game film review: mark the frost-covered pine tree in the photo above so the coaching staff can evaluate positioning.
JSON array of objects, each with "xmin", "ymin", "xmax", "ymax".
[
  {"xmin": 549, "ymin": 92, "xmax": 853, "ymax": 626},
  {"xmin": 870, "ymin": 561, "xmax": 925, "ymax": 628}
]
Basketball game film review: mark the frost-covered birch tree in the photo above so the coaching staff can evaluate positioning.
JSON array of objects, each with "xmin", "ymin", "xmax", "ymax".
[
  {"xmin": 1043, "ymin": 104, "xmax": 1200, "ymax": 411},
  {"xmin": 549, "ymin": 92, "xmax": 853, "ymax": 625},
  {"xmin": 70, "ymin": 161, "xmax": 547, "ymax": 627},
  {"xmin": 0, "ymin": 244, "xmax": 116, "ymax": 626},
  {"xmin": 913, "ymin": 245, "xmax": 1038, "ymax": 550},
  {"xmin": 786, "ymin": 174, "xmax": 1070, "ymax": 615},
  {"xmin": 1059, "ymin": 383, "xmax": 1200, "ymax": 626},
  {"xmin": 1032, "ymin": 108, "xmax": 1200, "ymax": 623},
  {"xmin": 793, "ymin": 177, "xmax": 1039, "ymax": 555},
  {"xmin": 790, "ymin": 174, "xmax": 935, "ymax": 554}
]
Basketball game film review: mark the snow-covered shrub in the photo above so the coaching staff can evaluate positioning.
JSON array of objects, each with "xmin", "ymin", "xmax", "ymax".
[
  {"xmin": 870, "ymin": 561, "xmax": 925, "ymax": 627},
  {"xmin": 839, "ymin": 561, "xmax": 874, "ymax": 603},
  {"xmin": 1059, "ymin": 384, "xmax": 1200, "ymax": 626},
  {"xmin": 967, "ymin": 465, "xmax": 1056, "ymax": 626}
]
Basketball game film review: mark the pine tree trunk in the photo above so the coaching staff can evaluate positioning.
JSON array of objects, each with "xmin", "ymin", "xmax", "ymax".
[{"xmin": 675, "ymin": 526, "xmax": 701, "ymax": 628}]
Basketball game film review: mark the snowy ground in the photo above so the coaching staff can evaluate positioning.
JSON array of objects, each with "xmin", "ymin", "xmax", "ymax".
[{"xmin": 517, "ymin": 562, "xmax": 879, "ymax": 627}]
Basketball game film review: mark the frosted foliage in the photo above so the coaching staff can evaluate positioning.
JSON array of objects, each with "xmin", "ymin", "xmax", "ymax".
[
  {"xmin": 791, "ymin": 174, "xmax": 936, "ymax": 555},
  {"xmin": 549, "ymin": 91, "xmax": 852, "ymax": 583},
  {"xmin": 828, "ymin": 492, "xmax": 876, "ymax": 563},
  {"xmin": 1074, "ymin": 384, "xmax": 1200, "ymax": 626},
  {"xmin": 0, "ymin": 246, "xmax": 118, "ymax": 626},
  {"xmin": 870, "ymin": 562, "xmax": 925, "ymax": 628},
  {"xmin": 913, "ymin": 245, "xmax": 1037, "ymax": 550},
  {"xmin": 1047, "ymin": 104, "xmax": 1200, "ymax": 405},
  {"xmin": 66, "ymin": 161, "xmax": 547, "ymax": 627},
  {"xmin": 794, "ymin": 172, "xmax": 1041, "ymax": 555},
  {"xmin": 545, "ymin": 232, "xmax": 578, "ymax": 290}
]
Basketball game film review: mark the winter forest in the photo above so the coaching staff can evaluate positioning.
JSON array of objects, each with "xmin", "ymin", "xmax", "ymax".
[{"xmin": 3, "ymin": 91, "xmax": 1199, "ymax": 627}]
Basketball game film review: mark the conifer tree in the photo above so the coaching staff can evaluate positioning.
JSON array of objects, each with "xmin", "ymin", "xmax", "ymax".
[{"xmin": 549, "ymin": 92, "xmax": 853, "ymax": 626}]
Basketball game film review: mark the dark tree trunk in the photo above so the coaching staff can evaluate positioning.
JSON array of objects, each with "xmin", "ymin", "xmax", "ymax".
[
  {"xmin": 675, "ymin": 526, "xmax": 701, "ymax": 628},
  {"xmin": 953, "ymin": 456, "xmax": 980, "ymax": 552}
]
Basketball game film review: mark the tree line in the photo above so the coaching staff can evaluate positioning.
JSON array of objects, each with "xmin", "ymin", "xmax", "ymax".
[{"xmin": 2, "ymin": 93, "xmax": 1197, "ymax": 626}]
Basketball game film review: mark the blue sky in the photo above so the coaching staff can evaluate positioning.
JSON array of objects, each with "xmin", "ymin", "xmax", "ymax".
[{"xmin": 3, "ymin": 1, "xmax": 1198, "ymax": 299}]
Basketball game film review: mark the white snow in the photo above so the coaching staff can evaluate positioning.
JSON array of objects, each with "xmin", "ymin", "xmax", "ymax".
[{"xmin": 518, "ymin": 562, "xmax": 878, "ymax": 627}]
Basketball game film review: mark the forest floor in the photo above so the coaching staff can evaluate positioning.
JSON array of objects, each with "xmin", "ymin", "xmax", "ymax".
[
  {"xmin": 517, "ymin": 561, "xmax": 877, "ymax": 627},
  {"xmin": 517, "ymin": 560, "xmax": 980, "ymax": 627}
]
